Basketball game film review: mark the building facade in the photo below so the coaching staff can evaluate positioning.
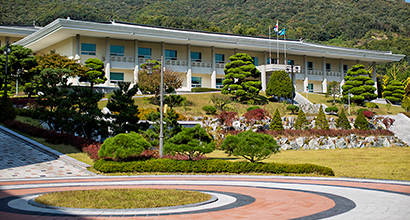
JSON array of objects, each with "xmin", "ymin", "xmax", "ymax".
[{"xmin": 6, "ymin": 18, "xmax": 405, "ymax": 93}]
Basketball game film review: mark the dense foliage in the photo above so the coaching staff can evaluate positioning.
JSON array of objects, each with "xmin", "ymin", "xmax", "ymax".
[
  {"xmin": 354, "ymin": 111, "xmax": 370, "ymax": 130},
  {"xmin": 341, "ymin": 64, "xmax": 377, "ymax": 104},
  {"xmin": 382, "ymin": 80, "xmax": 405, "ymax": 103},
  {"xmin": 294, "ymin": 109, "xmax": 309, "ymax": 130},
  {"xmin": 93, "ymin": 158, "xmax": 334, "ymax": 176},
  {"xmin": 98, "ymin": 132, "xmax": 151, "ymax": 161},
  {"xmin": 336, "ymin": 108, "xmax": 351, "ymax": 130},
  {"xmin": 314, "ymin": 106, "xmax": 329, "ymax": 130},
  {"xmin": 266, "ymin": 70, "xmax": 292, "ymax": 99},
  {"xmin": 221, "ymin": 53, "xmax": 261, "ymax": 99},
  {"xmin": 0, "ymin": 94, "xmax": 16, "ymax": 123},
  {"xmin": 269, "ymin": 108, "xmax": 283, "ymax": 131}
]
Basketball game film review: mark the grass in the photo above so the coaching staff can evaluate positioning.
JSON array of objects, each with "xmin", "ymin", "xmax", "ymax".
[
  {"xmin": 207, "ymin": 148, "xmax": 410, "ymax": 181},
  {"xmin": 34, "ymin": 188, "xmax": 212, "ymax": 209}
]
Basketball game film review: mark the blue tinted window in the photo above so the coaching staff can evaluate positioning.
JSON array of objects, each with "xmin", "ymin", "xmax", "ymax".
[
  {"xmin": 191, "ymin": 52, "xmax": 201, "ymax": 62},
  {"xmin": 287, "ymin": 60, "xmax": 294, "ymax": 65},
  {"xmin": 110, "ymin": 45, "xmax": 124, "ymax": 56},
  {"xmin": 81, "ymin": 43, "xmax": 96, "ymax": 55},
  {"xmin": 252, "ymin": 57, "xmax": 258, "ymax": 66},
  {"xmin": 307, "ymin": 61, "xmax": 313, "ymax": 70},
  {"xmin": 215, "ymin": 54, "xmax": 225, "ymax": 63},
  {"xmin": 191, "ymin": 76, "xmax": 202, "ymax": 87},
  {"xmin": 165, "ymin": 50, "xmax": 177, "ymax": 60},
  {"xmin": 138, "ymin": 48, "xmax": 151, "ymax": 58}
]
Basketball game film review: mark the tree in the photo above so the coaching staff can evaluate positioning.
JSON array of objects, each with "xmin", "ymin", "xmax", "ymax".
[
  {"xmin": 0, "ymin": 94, "xmax": 16, "ymax": 123},
  {"xmin": 244, "ymin": 108, "xmax": 270, "ymax": 124},
  {"xmin": 341, "ymin": 64, "xmax": 377, "ymax": 104},
  {"xmin": 294, "ymin": 109, "xmax": 309, "ymax": 130},
  {"xmin": 164, "ymin": 94, "xmax": 186, "ymax": 109},
  {"xmin": 78, "ymin": 58, "xmax": 106, "ymax": 89},
  {"xmin": 314, "ymin": 106, "xmax": 329, "ymax": 129},
  {"xmin": 286, "ymin": 105, "xmax": 299, "ymax": 115},
  {"xmin": 0, "ymin": 44, "xmax": 37, "ymax": 95},
  {"xmin": 164, "ymin": 124, "xmax": 215, "ymax": 160},
  {"xmin": 138, "ymin": 60, "xmax": 183, "ymax": 105},
  {"xmin": 210, "ymin": 94, "xmax": 232, "ymax": 111},
  {"xmin": 98, "ymin": 132, "xmax": 151, "ymax": 161},
  {"xmin": 402, "ymin": 97, "xmax": 410, "ymax": 112},
  {"xmin": 106, "ymin": 82, "xmax": 140, "ymax": 135},
  {"xmin": 335, "ymin": 108, "xmax": 351, "ymax": 129},
  {"xmin": 221, "ymin": 130, "xmax": 280, "ymax": 163},
  {"xmin": 221, "ymin": 53, "xmax": 261, "ymax": 100},
  {"xmin": 269, "ymin": 108, "xmax": 284, "ymax": 131},
  {"xmin": 382, "ymin": 80, "xmax": 405, "ymax": 103},
  {"xmin": 354, "ymin": 110, "xmax": 369, "ymax": 130},
  {"xmin": 266, "ymin": 70, "xmax": 292, "ymax": 100},
  {"xmin": 327, "ymin": 81, "xmax": 340, "ymax": 104}
]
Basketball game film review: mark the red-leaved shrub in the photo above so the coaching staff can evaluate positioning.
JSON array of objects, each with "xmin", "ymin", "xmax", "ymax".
[
  {"xmin": 363, "ymin": 110, "xmax": 375, "ymax": 119},
  {"xmin": 244, "ymin": 108, "xmax": 270, "ymax": 123},
  {"xmin": 217, "ymin": 111, "xmax": 238, "ymax": 126}
]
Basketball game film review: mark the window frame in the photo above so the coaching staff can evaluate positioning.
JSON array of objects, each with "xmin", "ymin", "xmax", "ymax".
[
  {"xmin": 252, "ymin": 57, "xmax": 258, "ymax": 66},
  {"xmin": 165, "ymin": 49, "xmax": 177, "ymax": 60},
  {"xmin": 216, "ymin": 78, "xmax": 224, "ymax": 89},
  {"xmin": 191, "ymin": 52, "xmax": 202, "ymax": 62},
  {"xmin": 326, "ymin": 63, "xmax": 331, "ymax": 72},
  {"xmin": 191, "ymin": 76, "xmax": 202, "ymax": 88},
  {"xmin": 138, "ymin": 47, "xmax": 152, "ymax": 58},
  {"xmin": 110, "ymin": 45, "xmax": 125, "ymax": 56},
  {"xmin": 287, "ymin": 60, "xmax": 295, "ymax": 65},
  {"xmin": 215, "ymin": 54, "xmax": 225, "ymax": 63},
  {"xmin": 307, "ymin": 61, "xmax": 313, "ymax": 70},
  {"xmin": 110, "ymin": 72, "xmax": 124, "ymax": 84}
]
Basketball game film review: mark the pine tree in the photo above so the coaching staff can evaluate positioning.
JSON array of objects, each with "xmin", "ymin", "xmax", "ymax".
[
  {"xmin": 0, "ymin": 94, "xmax": 16, "ymax": 123},
  {"xmin": 354, "ymin": 110, "xmax": 369, "ymax": 130},
  {"xmin": 294, "ymin": 109, "xmax": 309, "ymax": 130},
  {"xmin": 382, "ymin": 80, "xmax": 405, "ymax": 104},
  {"xmin": 335, "ymin": 108, "xmax": 351, "ymax": 129},
  {"xmin": 269, "ymin": 108, "xmax": 284, "ymax": 131},
  {"xmin": 314, "ymin": 106, "xmax": 329, "ymax": 129}
]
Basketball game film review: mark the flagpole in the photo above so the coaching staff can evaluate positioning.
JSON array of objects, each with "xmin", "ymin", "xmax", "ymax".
[
  {"xmin": 276, "ymin": 21, "xmax": 279, "ymax": 65},
  {"xmin": 269, "ymin": 25, "xmax": 271, "ymax": 64},
  {"xmin": 284, "ymin": 33, "xmax": 286, "ymax": 65}
]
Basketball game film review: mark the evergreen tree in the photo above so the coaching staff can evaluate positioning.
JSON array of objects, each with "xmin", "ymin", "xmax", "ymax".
[
  {"xmin": 269, "ymin": 108, "xmax": 284, "ymax": 131},
  {"xmin": 335, "ymin": 108, "xmax": 351, "ymax": 129},
  {"xmin": 382, "ymin": 80, "xmax": 405, "ymax": 103},
  {"xmin": 341, "ymin": 64, "xmax": 377, "ymax": 104},
  {"xmin": 0, "ymin": 94, "xmax": 16, "ymax": 123},
  {"xmin": 354, "ymin": 110, "xmax": 369, "ymax": 130},
  {"xmin": 79, "ymin": 58, "xmax": 107, "ymax": 89},
  {"xmin": 314, "ymin": 106, "xmax": 329, "ymax": 129},
  {"xmin": 294, "ymin": 109, "xmax": 309, "ymax": 130},
  {"xmin": 221, "ymin": 53, "xmax": 261, "ymax": 99},
  {"xmin": 266, "ymin": 70, "xmax": 293, "ymax": 99}
]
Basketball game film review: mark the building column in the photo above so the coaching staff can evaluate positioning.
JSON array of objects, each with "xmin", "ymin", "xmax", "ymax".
[
  {"xmin": 75, "ymin": 34, "xmax": 80, "ymax": 57},
  {"xmin": 322, "ymin": 57, "xmax": 327, "ymax": 93},
  {"xmin": 161, "ymin": 42, "xmax": 165, "ymax": 60},
  {"xmin": 105, "ymin": 37, "xmax": 110, "ymax": 86},
  {"xmin": 234, "ymin": 48, "xmax": 238, "ymax": 55},
  {"xmin": 340, "ymin": 59, "xmax": 344, "ymax": 95},
  {"xmin": 133, "ymin": 39, "xmax": 139, "ymax": 83},
  {"xmin": 304, "ymin": 77, "xmax": 309, "ymax": 92},
  {"xmin": 372, "ymin": 62, "xmax": 378, "ymax": 95},
  {"xmin": 356, "ymin": 60, "xmax": 360, "ymax": 64},
  {"xmin": 303, "ymin": 55, "xmax": 307, "ymax": 78},
  {"xmin": 261, "ymin": 65, "xmax": 267, "ymax": 91},
  {"xmin": 187, "ymin": 44, "xmax": 192, "ymax": 89},
  {"xmin": 263, "ymin": 51, "xmax": 268, "ymax": 65},
  {"xmin": 211, "ymin": 46, "xmax": 216, "ymax": 88}
]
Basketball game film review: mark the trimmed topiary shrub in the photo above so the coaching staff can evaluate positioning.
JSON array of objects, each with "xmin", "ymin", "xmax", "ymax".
[
  {"xmin": 354, "ymin": 111, "xmax": 369, "ymax": 130},
  {"xmin": 247, "ymin": 106, "xmax": 260, "ymax": 112},
  {"xmin": 93, "ymin": 159, "xmax": 335, "ymax": 176},
  {"xmin": 221, "ymin": 130, "xmax": 280, "ymax": 163},
  {"xmin": 202, "ymin": 105, "xmax": 217, "ymax": 115},
  {"xmin": 269, "ymin": 108, "xmax": 284, "ymax": 131},
  {"xmin": 294, "ymin": 109, "xmax": 309, "ymax": 130},
  {"xmin": 98, "ymin": 132, "xmax": 151, "ymax": 161},
  {"xmin": 365, "ymin": 102, "xmax": 378, "ymax": 112},
  {"xmin": 336, "ymin": 108, "xmax": 351, "ymax": 129},
  {"xmin": 191, "ymin": 87, "xmax": 221, "ymax": 92},
  {"xmin": 402, "ymin": 97, "xmax": 410, "ymax": 112},
  {"xmin": 383, "ymin": 80, "xmax": 405, "ymax": 103},
  {"xmin": 286, "ymin": 105, "xmax": 300, "ymax": 114},
  {"xmin": 325, "ymin": 106, "xmax": 338, "ymax": 115},
  {"xmin": 314, "ymin": 106, "xmax": 329, "ymax": 129},
  {"xmin": 164, "ymin": 124, "xmax": 215, "ymax": 160},
  {"xmin": 0, "ymin": 94, "xmax": 17, "ymax": 123},
  {"xmin": 341, "ymin": 64, "xmax": 377, "ymax": 104}
]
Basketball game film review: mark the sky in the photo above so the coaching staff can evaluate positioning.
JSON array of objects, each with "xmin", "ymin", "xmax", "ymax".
[{"xmin": 406, "ymin": 0, "xmax": 410, "ymax": 3}]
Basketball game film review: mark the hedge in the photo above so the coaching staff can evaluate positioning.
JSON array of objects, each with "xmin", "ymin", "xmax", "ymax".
[
  {"xmin": 191, "ymin": 87, "xmax": 222, "ymax": 92},
  {"xmin": 93, "ymin": 158, "xmax": 335, "ymax": 176}
]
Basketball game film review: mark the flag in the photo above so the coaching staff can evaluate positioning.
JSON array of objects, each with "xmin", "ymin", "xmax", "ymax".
[
  {"xmin": 274, "ymin": 21, "xmax": 278, "ymax": 32},
  {"xmin": 278, "ymin": 28, "xmax": 285, "ymax": 36}
]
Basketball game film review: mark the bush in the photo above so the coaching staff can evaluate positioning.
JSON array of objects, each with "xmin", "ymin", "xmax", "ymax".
[
  {"xmin": 325, "ymin": 106, "xmax": 338, "ymax": 114},
  {"xmin": 0, "ymin": 94, "xmax": 17, "ymax": 123},
  {"xmin": 93, "ymin": 158, "xmax": 335, "ymax": 176},
  {"xmin": 98, "ymin": 132, "xmax": 151, "ymax": 161},
  {"xmin": 269, "ymin": 108, "xmax": 284, "ymax": 131},
  {"xmin": 164, "ymin": 125, "xmax": 215, "ymax": 160},
  {"xmin": 217, "ymin": 111, "xmax": 238, "ymax": 126},
  {"xmin": 286, "ymin": 105, "xmax": 300, "ymax": 114},
  {"xmin": 314, "ymin": 106, "xmax": 329, "ymax": 129},
  {"xmin": 243, "ymin": 108, "xmax": 270, "ymax": 123},
  {"xmin": 221, "ymin": 130, "xmax": 280, "ymax": 162},
  {"xmin": 354, "ymin": 111, "xmax": 369, "ymax": 130},
  {"xmin": 247, "ymin": 106, "xmax": 260, "ymax": 112},
  {"xmin": 191, "ymin": 87, "xmax": 221, "ymax": 92},
  {"xmin": 357, "ymin": 108, "xmax": 369, "ymax": 115},
  {"xmin": 336, "ymin": 108, "xmax": 351, "ymax": 129},
  {"xmin": 363, "ymin": 110, "xmax": 375, "ymax": 119},
  {"xmin": 202, "ymin": 105, "xmax": 217, "ymax": 115},
  {"xmin": 294, "ymin": 109, "xmax": 309, "ymax": 130},
  {"xmin": 164, "ymin": 94, "xmax": 186, "ymax": 108},
  {"xmin": 402, "ymin": 97, "xmax": 410, "ymax": 112},
  {"xmin": 365, "ymin": 102, "xmax": 378, "ymax": 111}
]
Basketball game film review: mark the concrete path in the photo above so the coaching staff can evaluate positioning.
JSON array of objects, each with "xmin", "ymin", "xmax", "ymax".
[
  {"xmin": 0, "ymin": 125, "xmax": 410, "ymax": 219},
  {"xmin": 381, "ymin": 113, "xmax": 410, "ymax": 145}
]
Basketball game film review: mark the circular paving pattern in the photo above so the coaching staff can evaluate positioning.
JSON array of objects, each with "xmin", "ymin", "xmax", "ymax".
[{"xmin": 0, "ymin": 176, "xmax": 409, "ymax": 220}]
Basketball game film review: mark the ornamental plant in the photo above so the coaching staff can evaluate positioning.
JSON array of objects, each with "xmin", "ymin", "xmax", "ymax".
[
  {"xmin": 164, "ymin": 124, "xmax": 215, "ymax": 160},
  {"xmin": 382, "ymin": 80, "xmax": 405, "ymax": 103},
  {"xmin": 202, "ymin": 106, "xmax": 217, "ymax": 115},
  {"xmin": 286, "ymin": 105, "xmax": 300, "ymax": 115},
  {"xmin": 243, "ymin": 108, "xmax": 270, "ymax": 123},
  {"xmin": 354, "ymin": 111, "xmax": 369, "ymax": 130},
  {"xmin": 269, "ymin": 108, "xmax": 283, "ymax": 131},
  {"xmin": 266, "ymin": 70, "xmax": 293, "ymax": 100},
  {"xmin": 335, "ymin": 108, "xmax": 351, "ymax": 129},
  {"xmin": 98, "ymin": 132, "xmax": 151, "ymax": 161},
  {"xmin": 325, "ymin": 106, "xmax": 338, "ymax": 115},
  {"xmin": 221, "ymin": 130, "xmax": 280, "ymax": 163},
  {"xmin": 221, "ymin": 53, "xmax": 261, "ymax": 99},
  {"xmin": 341, "ymin": 64, "xmax": 377, "ymax": 104},
  {"xmin": 294, "ymin": 109, "xmax": 309, "ymax": 130},
  {"xmin": 217, "ymin": 111, "xmax": 238, "ymax": 126},
  {"xmin": 0, "ymin": 94, "xmax": 16, "ymax": 123},
  {"xmin": 314, "ymin": 106, "xmax": 329, "ymax": 129},
  {"xmin": 402, "ymin": 97, "xmax": 410, "ymax": 112},
  {"xmin": 246, "ymin": 106, "xmax": 260, "ymax": 112}
]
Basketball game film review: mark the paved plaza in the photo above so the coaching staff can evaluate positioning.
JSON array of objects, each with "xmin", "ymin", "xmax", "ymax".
[{"xmin": 0, "ymin": 125, "xmax": 409, "ymax": 219}]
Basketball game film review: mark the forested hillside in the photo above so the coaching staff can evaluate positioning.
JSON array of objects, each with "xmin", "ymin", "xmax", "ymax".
[{"xmin": 1, "ymin": 0, "xmax": 409, "ymax": 71}]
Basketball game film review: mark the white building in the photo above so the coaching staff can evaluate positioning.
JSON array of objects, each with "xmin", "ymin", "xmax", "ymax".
[{"xmin": 3, "ymin": 18, "xmax": 405, "ymax": 93}]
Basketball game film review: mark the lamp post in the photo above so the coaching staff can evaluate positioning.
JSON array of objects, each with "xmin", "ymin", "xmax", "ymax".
[
  {"xmin": 3, "ymin": 41, "xmax": 11, "ymax": 95},
  {"xmin": 144, "ymin": 58, "xmax": 165, "ymax": 157},
  {"xmin": 348, "ymin": 89, "xmax": 351, "ymax": 116},
  {"xmin": 13, "ymin": 69, "xmax": 22, "ymax": 96},
  {"xmin": 285, "ymin": 64, "xmax": 299, "ymax": 105}
]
